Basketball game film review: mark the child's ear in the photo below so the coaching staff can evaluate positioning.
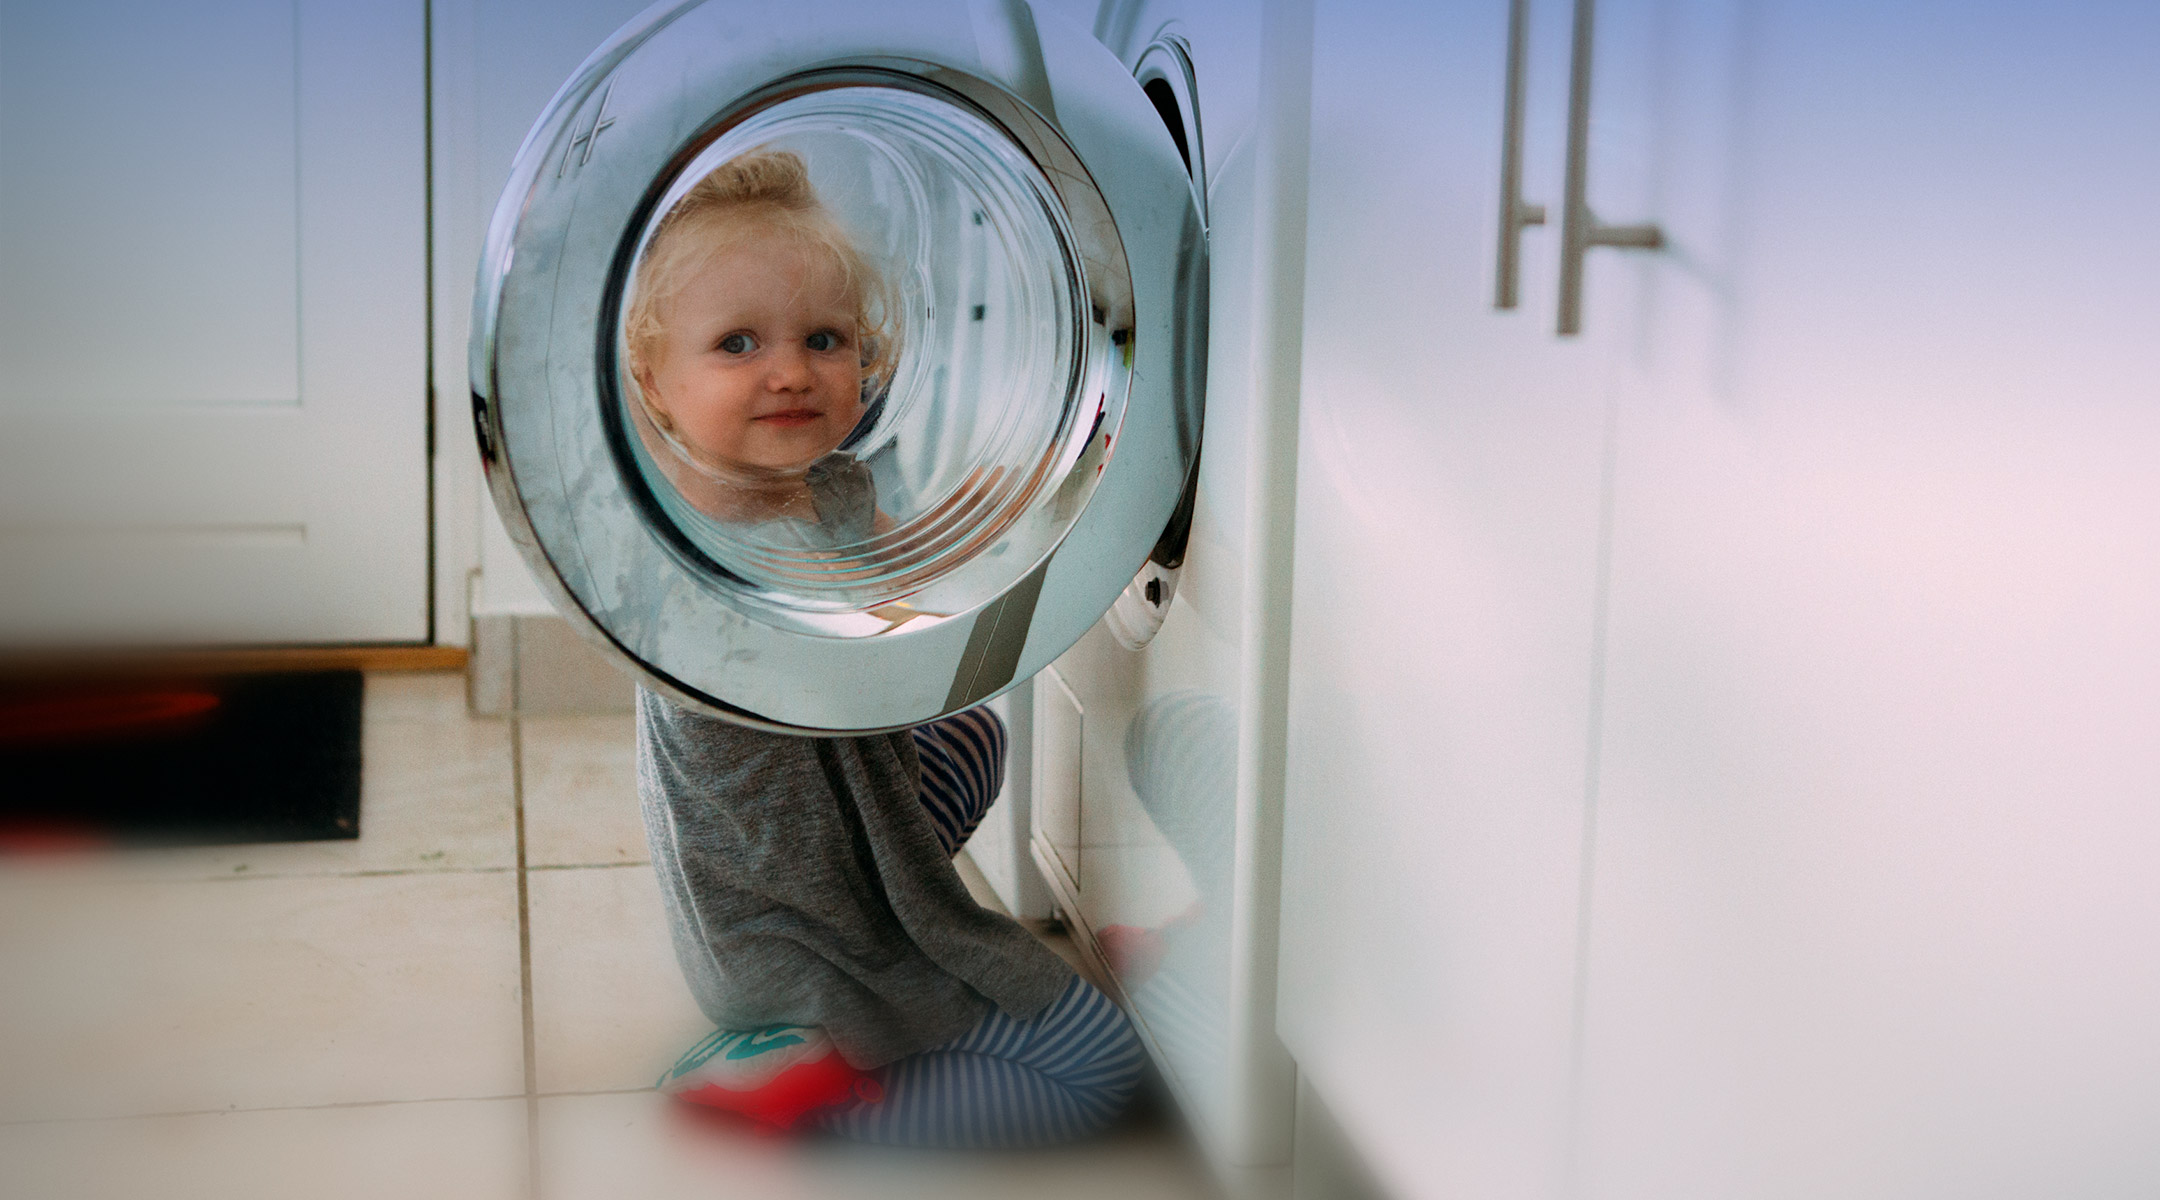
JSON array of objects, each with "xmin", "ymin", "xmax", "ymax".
[{"xmin": 631, "ymin": 364, "xmax": 676, "ymax": 431}]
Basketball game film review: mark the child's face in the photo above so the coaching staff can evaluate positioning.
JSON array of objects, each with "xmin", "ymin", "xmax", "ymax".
[{"xmin": 635, "ymin": 225, "xmax": 865, "ymax": 474}]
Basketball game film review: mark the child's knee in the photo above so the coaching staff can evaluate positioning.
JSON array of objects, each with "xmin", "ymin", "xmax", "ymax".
[
  {"xmin": 964, "ymin": 706, "xmax": 1007, "ymax": 757},
  {"xmin": 975, "ymin": 709, "xmax": 1007, "ymax": 780},
  {"xmin": 947, "ymin": 707, "xmax": 1007, "ymax": 790}
]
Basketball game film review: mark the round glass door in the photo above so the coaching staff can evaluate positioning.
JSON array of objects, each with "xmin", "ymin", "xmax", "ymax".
[
  {"xmin": 473, "ymin": 1, "xmax": 1204, "ymax": 732},
  {"xmin": 617, "ymin": 85, "xmax": 1096, "ymax": 633}
]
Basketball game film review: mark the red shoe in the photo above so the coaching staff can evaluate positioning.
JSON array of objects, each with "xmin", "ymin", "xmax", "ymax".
[{"xmin": 656, "ymin": 1026, "xmax": 881, "ymax": 1131}]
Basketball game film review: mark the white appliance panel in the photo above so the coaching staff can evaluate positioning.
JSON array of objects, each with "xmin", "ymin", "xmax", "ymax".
[
  {"xmin": 1031, "ymin": 0, "xmax": 1299, "ymax": 1173},
  {"xmin": 1046, "ymin": 138, "xmax": 1255, "ymax": 1148}
]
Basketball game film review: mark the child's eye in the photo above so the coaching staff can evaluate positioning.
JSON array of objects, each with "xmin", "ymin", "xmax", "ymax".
[
  {"xmin": 805, "ymin": 330, "xmax": 845, "ymax": 353},
  {"xmin": 717, "ymin": 332, "xmax": 758, "ymax": 354}
]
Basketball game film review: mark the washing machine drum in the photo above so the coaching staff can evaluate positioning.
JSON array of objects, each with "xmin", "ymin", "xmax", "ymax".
[{"xmin": 472, "ymin": 0, "xmax": 1204, "ymax": 733}]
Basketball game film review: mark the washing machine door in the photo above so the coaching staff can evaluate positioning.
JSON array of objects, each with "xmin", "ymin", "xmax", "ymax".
[{"xmin": 472, "ymin": 0, "xmax": 1203, "ymax": 734}]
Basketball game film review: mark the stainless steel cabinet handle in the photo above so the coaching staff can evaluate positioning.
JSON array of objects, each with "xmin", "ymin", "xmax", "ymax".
[
  {"xmin": 1556, "ymin": 0, "xmax": 1663, "ymax": 335},
  {"xmin": 1494, "ymin": 0, "xmax": 1547, "ymax": 309}
]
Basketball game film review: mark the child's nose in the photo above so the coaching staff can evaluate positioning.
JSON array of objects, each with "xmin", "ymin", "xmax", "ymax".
[{"xmin": 765, "ymin": 345, "xmax": 815, "ymax": 391}]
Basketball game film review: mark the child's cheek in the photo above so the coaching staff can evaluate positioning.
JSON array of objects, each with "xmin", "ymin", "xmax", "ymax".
[{"xmin": 681, "ymin": 396, "xmax": 742, "ymax": 457}]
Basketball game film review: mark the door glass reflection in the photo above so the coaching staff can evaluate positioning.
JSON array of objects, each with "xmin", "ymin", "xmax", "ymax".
[{"xmin": 616, "ymin": 86, "xmax": 1090, "ymax": 629}]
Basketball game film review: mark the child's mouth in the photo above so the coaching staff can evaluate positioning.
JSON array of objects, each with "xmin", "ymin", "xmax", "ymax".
[{"xmin": 755, "ymin": 409, "xmax": 824, "ymax": 428}]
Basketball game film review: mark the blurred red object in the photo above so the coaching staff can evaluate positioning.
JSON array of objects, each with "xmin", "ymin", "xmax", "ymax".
[{"xmin": 0, "ymin": 689, "xmax": 219, "ymax": 746}]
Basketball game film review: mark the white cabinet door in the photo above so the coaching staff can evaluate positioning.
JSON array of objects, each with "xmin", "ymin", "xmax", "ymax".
[
  {"xmin": 1577, "ymin": 2, "xmax": 2160, "ymax": 1195},
  {"xmin": 1277, "ymin": 2, "xmax": 1616, "ymax": 1195},
  {"xmin": 0, "ymin": 0, "xmax": 427, "ymax": 644}
]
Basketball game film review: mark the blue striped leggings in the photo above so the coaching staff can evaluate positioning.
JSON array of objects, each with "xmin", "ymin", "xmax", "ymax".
[{"xmin": 817, "ymin": 707, "xmax": 1147, "ymax": 1148}]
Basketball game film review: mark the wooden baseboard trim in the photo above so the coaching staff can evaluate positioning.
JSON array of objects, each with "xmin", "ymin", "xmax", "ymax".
[{"xmin": 197, "ymin": 645, "xmax": 470, "ymax": 673}]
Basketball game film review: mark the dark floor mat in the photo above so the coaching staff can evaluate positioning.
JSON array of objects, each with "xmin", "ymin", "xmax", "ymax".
[{"xmin": 0, "ymin": 670, "xmax": 363, "ymax": 849}]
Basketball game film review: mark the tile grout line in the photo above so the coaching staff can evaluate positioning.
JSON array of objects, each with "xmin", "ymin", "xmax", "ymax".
[
  {"xmin": 183, "ymin": 864, "xmax": 522, "ymax": 883},
  {"xmin": 510, "ymin": 632, "xmax": 542, "ymax": 1199},
  {"xmin": 56, "ymin": 859, "xmax": 657, "ymax": 889},
  {"xmin": 0, "ymin": 1085, "xmax": 664, "ymax": 1130},
  {"xmin": 0, "ymin": 1094, "xmax": 532, "ymax": 1128},
  {"xmin": 0, "ymin": 862, "xmax": 649, "ymax": 888},
  {"xmin": 512, "ymin": 720, "xmax": 540, "ymax": 1199}
]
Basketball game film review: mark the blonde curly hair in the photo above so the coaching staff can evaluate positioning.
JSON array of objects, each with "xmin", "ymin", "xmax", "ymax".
[{"xmin": 624, "ymin": 147, "xmax": 900, "ymax": 433}]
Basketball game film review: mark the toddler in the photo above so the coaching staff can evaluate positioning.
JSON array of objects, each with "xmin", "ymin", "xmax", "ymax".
[
  {"xmin": 625, "ymin": 147, "xmax": 896, "ymax": 538},
  {"xmin": 624, "ymin": 149, "xmax": 1144, "ymax": 1147}
]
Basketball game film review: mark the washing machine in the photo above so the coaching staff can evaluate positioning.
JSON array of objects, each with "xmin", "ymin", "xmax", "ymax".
[
  {"xmin": 472, "ymin": 0, "xmax": 1300, "ymax": 1183},
  {"xmin": 1015, "ymin": 0, "xmax": 1304, "ymax": 1183}
]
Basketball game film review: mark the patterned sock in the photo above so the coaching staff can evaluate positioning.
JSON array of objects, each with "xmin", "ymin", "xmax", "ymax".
[{"xmin": 657, "ymin": 1025, "xmax": 879, "ymax": 1131}]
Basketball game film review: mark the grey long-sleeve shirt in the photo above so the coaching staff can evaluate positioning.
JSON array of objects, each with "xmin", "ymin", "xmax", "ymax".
[{"xmin": 635, "ymin": 687, "xmax": 1073, "ymax": 1069}]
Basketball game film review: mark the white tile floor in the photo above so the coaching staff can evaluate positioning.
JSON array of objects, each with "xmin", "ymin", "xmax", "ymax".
[{"xmin": 0, "ymin": 671, "xmax": 1219, "ymax": 1200}]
